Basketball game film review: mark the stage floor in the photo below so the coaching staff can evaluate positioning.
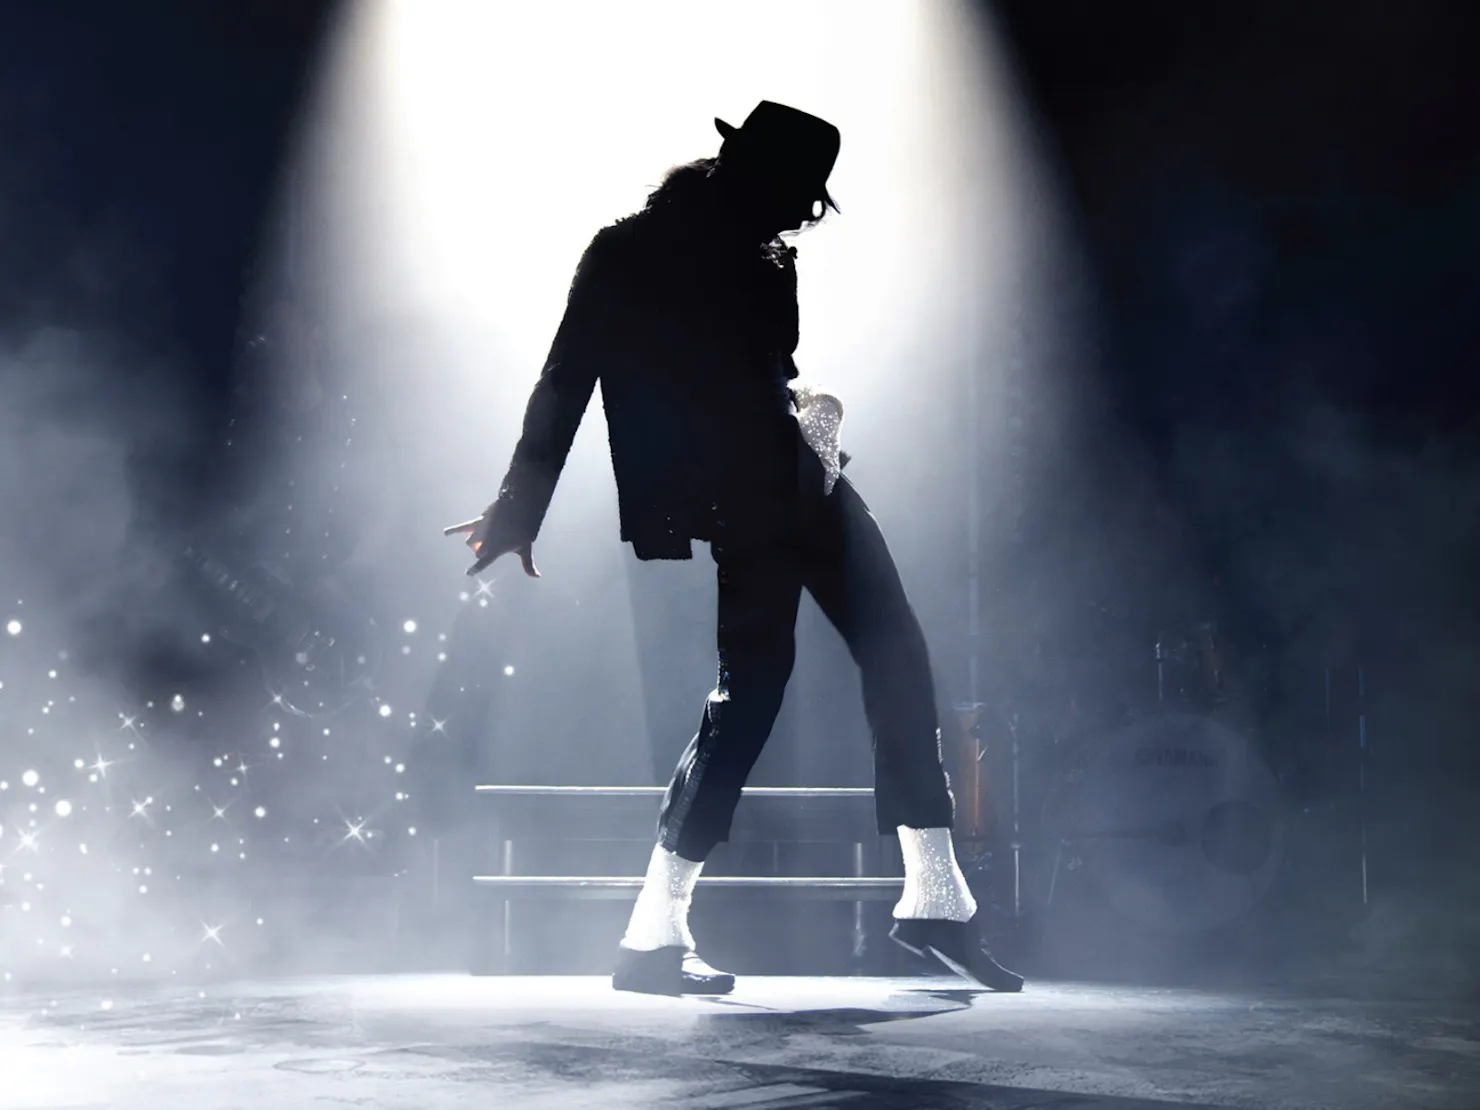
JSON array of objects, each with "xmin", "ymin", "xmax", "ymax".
[{"xmin": 4, "ymin": 973, "xmax": 1477, "ymax": 1109}]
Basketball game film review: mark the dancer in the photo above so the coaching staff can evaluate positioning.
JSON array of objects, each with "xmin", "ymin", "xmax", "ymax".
[{"xmin": 446, "ymin": 102, "xmax": 1023, "ymax": 996}]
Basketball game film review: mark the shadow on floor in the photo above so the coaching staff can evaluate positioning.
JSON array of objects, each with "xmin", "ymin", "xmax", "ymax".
[
  {"xmin": 696, "ymin": 987, "xmax": 991, "ymax": 1035},
  {"xmin": 392, "ymin": 1033, "xmax": 1239, "ymax": 1110}
]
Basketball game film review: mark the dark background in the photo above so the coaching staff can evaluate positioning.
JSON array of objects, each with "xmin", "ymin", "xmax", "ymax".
[
  {"xmin": 991, "ymin": 2, "xmax": 1480, "ymax": 960},
  {"xmin": 1, "ymin": 0, "xmax": 1476, "ymax": 973},
  {"xmin": 996, "ymin": 0, "xmax": 1480, "ymax": 831},
  {"xmin": 0, "ymin": 1, "xmax": 332, "ymax": 531}
]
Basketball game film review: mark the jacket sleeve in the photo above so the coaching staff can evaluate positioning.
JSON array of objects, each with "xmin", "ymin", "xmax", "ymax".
[{"xmin": 480, "ymin": 233, "xmax": 622, "ymax": 546}]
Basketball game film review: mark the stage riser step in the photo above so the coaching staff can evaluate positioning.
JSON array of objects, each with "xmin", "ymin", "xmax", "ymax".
[
  {"xmin": 475, "ymin": 787, "xmax": 877, "ymax": 797},
  {"xmin": 473, "ymin": 876, "xmax": 904, "ymax": 901},
  {"xmin": 476, "ymin": 786, "xmax": 885, "ymax": 843},
  {"xmin": 467, "ymin": 787, "xmax": 905, "ymax": 973},
  {"xmin": 483, "ymin": 815, "xmax": 881, "ymax": 841},
  {"xmin": 475, "ymin": 839, "xmax": 886, "ymax": 878},
  {"xmin": 479, "ymin": 787, "xmax": 882, "ymax": 828}
]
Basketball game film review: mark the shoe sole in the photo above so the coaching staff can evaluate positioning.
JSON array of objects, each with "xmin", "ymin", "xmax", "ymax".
[
  {"xmin": 612, "ymin": 981, "xmax": 735, "ymax": 996},
  {"xmin": 889, "ymin": 924, "xmax": 1025, "ymax": 993},
  {"xmin": 611, "ymin": 972, "xmax": 736, "ymax": 997},
  {"xmin": 891, "ymin": 931, "xmax": 978, "ymax": 981}
]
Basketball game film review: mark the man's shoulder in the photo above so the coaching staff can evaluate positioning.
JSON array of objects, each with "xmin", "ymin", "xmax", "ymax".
[
  {"xmin": 574, "ymin": 218, "xmax": 638, "ymax": 275},
  {"xmin": 573, "ymin": 213, "xmax": 669, "ymax": 294}
]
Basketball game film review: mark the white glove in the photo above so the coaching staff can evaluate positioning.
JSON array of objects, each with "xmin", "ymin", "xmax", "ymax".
[{"xmin": 791, "ymin": 384, "xmax": 845, "ymax": 495}]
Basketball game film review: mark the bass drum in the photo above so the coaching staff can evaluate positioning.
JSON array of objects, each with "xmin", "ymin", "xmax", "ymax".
[{"xmin": 1041, "ymin": 714, "xmax": 1285, "ymax": 933}]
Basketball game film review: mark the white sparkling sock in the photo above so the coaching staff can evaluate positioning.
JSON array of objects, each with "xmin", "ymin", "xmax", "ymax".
[
  {"xmin": 893, "ymin": 826, "xmax": 978, "ymax": 923},
  {"xmin": 620, "ymin": 844, "xmax": 703, "ymax": 951}
]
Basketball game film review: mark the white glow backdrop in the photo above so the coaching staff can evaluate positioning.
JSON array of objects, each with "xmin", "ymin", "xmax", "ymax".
[{"xmin": 290, "ymin": 0, "xmax": 1064, "ymax": 783}]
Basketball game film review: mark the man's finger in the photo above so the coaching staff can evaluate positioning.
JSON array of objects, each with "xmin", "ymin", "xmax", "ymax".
[{"xmin": 518, "ymin": 547, "xmax": 541, "ymax": 579}]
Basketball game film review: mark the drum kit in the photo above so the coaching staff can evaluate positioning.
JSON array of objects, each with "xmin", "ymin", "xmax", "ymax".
[
  {"xmin": 1037, "ymin": 713, "xmax": 1284, "ymax": 933},
  {"xmin": 954, "ymin": 619, "xmax": 1293, "ymax": 934}
]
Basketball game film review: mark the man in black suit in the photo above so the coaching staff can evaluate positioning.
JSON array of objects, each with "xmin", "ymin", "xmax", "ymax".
[{"xmin": 448, "ymin": 102, "xmax": 1022, "ymax": 996}]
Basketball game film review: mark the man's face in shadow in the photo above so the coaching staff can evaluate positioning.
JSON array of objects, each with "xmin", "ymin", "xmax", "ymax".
[{"xmin": 717, "ymin": 159, "xmax": 825, "ymax": 242}]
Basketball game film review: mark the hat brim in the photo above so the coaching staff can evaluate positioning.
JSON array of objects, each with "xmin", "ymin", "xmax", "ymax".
[{"xmin": 714, "ymin": 117, "xmax": 840, "ymax": 213}]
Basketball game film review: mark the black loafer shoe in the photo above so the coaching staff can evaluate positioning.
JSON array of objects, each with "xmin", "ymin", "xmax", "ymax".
[
  {"xmin": 612, "ymin": 945, "xmax": 736, "ymax": 996},
  {"xmin": 889, "ymin": 918, "xmax": 1025, "ymax": 992}
]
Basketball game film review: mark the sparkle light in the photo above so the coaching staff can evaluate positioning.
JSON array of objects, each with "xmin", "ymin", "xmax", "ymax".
[{"xmin": 5, "ymin": 618, "xmax": 21, "ymax": 636}]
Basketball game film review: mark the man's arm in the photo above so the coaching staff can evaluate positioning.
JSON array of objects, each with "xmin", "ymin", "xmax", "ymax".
[{"xmin": 477, "ymin": 233, "xmax": 623, "ymax": 550}]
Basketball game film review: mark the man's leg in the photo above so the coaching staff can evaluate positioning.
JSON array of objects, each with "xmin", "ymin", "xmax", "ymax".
[
  {"xmin": 654, "ymin": 543, "xmax": 803, "ymax": 861},
  {"xmin": 800, "ymin": 477, "xmax": 955, "ymax": 836},
  {"xmin": 614, "ymin": 542, "xmax": 802, "ymax": 993},
  {"xmin": 801, "ymin": 476, "xmax": 1023, "ymax": 990}
]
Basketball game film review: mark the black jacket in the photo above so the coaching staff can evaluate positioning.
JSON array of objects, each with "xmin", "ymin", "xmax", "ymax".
[{"xmin": 483, "ymin": 193, "xmax": 805, "ymax": 560}]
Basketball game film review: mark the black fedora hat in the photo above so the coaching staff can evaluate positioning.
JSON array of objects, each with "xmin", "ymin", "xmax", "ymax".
[{"xmin": 715, "ymin": 101, "xmax": 841, "ymax": 213}]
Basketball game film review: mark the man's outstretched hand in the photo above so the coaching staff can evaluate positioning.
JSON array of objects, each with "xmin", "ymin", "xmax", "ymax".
[{"xmin": 443, "ymin": 512, "xmax": 540, "ymax": 578}]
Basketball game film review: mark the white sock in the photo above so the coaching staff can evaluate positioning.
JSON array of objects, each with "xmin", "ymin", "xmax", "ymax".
[
  {"xmin": 620, "ymin": 844, "xmax": 703, "ymax": 951},
  {"xmin": 893, "ymin": 826, "xmax": 978, "ymax": 923}
]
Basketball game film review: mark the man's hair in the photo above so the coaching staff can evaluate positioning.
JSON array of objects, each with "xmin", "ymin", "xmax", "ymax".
[
  {"xmin": 642, "ymin": 156, "xmax": 827, "ymax": 234},
  {"xmin": 641, "ymin": 158, "xmax": 718, "ymax": 214}
]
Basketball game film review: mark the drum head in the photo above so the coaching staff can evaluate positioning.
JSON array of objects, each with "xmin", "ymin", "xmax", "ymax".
[{"xmin": 1044, "ymin": 715, "xmax": 1285, "ymax": 933}]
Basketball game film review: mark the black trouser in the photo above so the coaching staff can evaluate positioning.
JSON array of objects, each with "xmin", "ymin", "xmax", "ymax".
[{"xmin": 657, "ymin": 439, "xmax": 955, "ymax": 862}]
